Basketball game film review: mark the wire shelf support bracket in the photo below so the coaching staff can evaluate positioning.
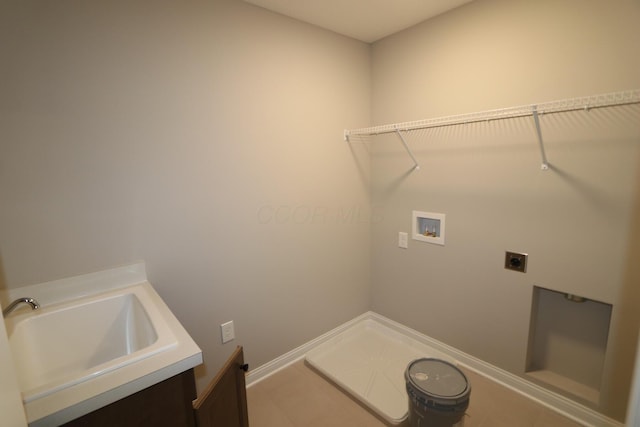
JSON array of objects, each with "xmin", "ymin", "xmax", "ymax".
[
  {"xmin": 531, "ymin": 106, "xmax": 550, "ymax": 171},
  {"xmin": 395, "ymin": 128, "xmax": 420, "ymax": 171}
]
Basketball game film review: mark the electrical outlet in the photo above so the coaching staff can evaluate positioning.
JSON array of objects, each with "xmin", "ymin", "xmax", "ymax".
[
  {"xmin": 398, "ymin": 232, "xmax": 408, "ymax": 249},
  {"xmin": 221, "ymin": 320, "xmax": 235, "ymax": 344},
  {"xmin": 505, "ymin": 251, "xmax": 528, "ymax": 273}
]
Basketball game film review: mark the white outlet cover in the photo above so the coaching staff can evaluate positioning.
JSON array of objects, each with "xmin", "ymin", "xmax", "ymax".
[
  {"xmin": 398, "ymin": 232, "xmax": 408, "ymax": 249},
  {"xmin": 221, "ymin": 321, "xmax": 235, "ymax": 344}
]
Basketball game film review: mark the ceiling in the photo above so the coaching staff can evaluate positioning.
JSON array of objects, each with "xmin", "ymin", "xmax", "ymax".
[{"xmin": 243, "ymin": 0, "xmax": 475, "ymax": 43}]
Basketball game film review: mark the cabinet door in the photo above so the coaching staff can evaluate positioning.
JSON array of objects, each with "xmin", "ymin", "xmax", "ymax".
[{"xmin": 193, "ymin": 345, "xmax": 249, "ymax": 427}]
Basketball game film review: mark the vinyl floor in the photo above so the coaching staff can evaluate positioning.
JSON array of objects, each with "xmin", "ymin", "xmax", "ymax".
[{"xmin": 246, "ymin": 360, "xmax": 586, "ymax": 427}]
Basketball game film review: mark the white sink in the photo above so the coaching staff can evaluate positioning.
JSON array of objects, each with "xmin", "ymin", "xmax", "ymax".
[
  {"xmin": 0, "ymin": 263, "xmax": 202, "ymax": 426},
  {"xmin": 6, "ymin": 287, "xmax": 175, "ymax": 403}
]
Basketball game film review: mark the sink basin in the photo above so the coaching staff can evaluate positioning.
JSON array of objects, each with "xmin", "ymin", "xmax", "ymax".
[
  {"xmin": 6, "ymin": 289, "xmax": 172, "ymax": 402},
  {"xmin": 0, "ymin": 264, "xmax": 202, "ymax": 426}
]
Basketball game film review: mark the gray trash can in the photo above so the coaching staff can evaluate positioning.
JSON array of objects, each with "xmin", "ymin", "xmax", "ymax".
[{"xmin": 405, "ymin": 358, "xmax": 471, "ymax": 427}]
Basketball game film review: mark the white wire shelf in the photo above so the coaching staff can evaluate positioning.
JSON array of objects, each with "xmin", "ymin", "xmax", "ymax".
[
  {"xmin": 345, "ymin": 89, "xmax": 640, "ymax": 138},
  {"xmin": 344, "ymin": 89, "xmax": 640, "ymax": 171}
]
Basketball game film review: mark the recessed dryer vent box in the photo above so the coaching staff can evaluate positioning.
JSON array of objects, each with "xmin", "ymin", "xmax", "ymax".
[
  {"xmin": 412, "ymin": 211, "xmax": 445, "ymax": 246},
  {"xmin": 526, "ymin": 286, "xmax": 612, "ymax": 404}
]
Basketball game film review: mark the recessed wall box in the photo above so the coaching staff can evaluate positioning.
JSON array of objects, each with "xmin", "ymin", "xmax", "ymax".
[
  {"xmin": 412, "ymin": 211, "xmax": 445, "ymax": 246},
  {"xmin": 526, "ymin": 286, "xmax": 612, "ymax": 404}
]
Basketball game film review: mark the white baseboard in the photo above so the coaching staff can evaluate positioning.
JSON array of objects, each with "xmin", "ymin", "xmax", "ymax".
[{"xmin": 245, "ymin": 311, "xmax": 623, "ymax": 427}]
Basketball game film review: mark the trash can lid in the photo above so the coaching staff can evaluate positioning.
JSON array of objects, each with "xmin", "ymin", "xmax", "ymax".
[{"xmin": 406, "ymin": 358, "xmax": 470, "ymax": 400}]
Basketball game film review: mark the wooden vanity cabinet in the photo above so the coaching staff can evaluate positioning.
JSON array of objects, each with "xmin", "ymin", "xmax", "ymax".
[
  {"xmin": 64, "ymin": 346, "xmax": 248, "ymax": 427},
  {"xmin": 62, "ymin": 369, "xmax": 196, "ymax": 426}
]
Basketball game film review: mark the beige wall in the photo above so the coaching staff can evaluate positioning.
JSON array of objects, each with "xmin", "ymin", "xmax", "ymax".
[
  {"xmin": 0, "ymin": 0, "xmax": 371, "ymax": 392},
  {"xmin": 2, "ymin": 0, "xmax": 640, "ymax": 421},
  {"xmin": 369, "ymin": 0, "xmax": 640, "ymax": 420}
]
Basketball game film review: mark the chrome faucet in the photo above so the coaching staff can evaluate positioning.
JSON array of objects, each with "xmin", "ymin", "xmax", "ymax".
[{"xmin": 2, "ymin": 297, "xmax": 40, "ymax": 317}]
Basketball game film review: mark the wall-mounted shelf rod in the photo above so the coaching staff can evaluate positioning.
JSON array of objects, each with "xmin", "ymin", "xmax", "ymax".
[
  {"xmin": 344, "ymin": 89, "xmax": 639, "ymax": 138},
  {"xmin": 344, "ymin": 89, "xmax": 639, "ymax": 172}
]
